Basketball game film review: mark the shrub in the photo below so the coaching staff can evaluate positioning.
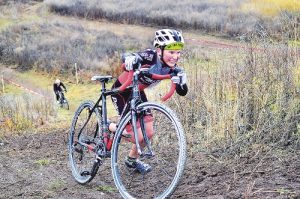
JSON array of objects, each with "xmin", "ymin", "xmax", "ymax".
[
  {"xmin": 0, "ymin": 94, "xmax": 56, "ymax": 134},
  {"xmin": 0, "ymin": 21, "xmax": 150, "ymax": 75}
]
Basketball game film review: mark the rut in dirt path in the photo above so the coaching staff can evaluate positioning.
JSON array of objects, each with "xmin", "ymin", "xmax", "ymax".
[
  {"xmin": 0, "ymin": 66, "xmax": 53, "ymax": 99},
  {"xmin": 0, "ymin": 129, "xmax": 299, "ymax": 199}
]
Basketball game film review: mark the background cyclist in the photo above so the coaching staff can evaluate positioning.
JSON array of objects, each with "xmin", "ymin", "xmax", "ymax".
[
  {"xmin": 53, "ymin": 79, "xmax": 67, "ymax": 104},
  {"xmin": 109, "ymin": 29, "xmax": 188, "ymax": 174}
]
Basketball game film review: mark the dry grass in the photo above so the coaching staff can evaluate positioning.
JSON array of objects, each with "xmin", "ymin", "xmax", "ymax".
[
  {"xmin": 45, "ymin": 0, "xmax": 300, "ymax": 39},
  {"xmin": 0, "ymin": 21, "xmax": 150, "ymax": 75},
  {"xmin": 171, "ymin": 39, "xmax": 300, "ymax": 156},
  {"xmin": 0, "ymin": 94, "xmax": 56, "ymax": 134},
  {"xmin": 243, "ymin": 0, "xmax": 300, "ymax": 16}
]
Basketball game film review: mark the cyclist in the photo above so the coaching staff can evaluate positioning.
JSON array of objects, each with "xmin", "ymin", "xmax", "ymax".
[
  {"xmin": 109, "ymin": 29, "xmax": 188, "ymax": 174},
  {"xmin": 53, "ymin": 79, "xmax": 67, "ymax": 104}
]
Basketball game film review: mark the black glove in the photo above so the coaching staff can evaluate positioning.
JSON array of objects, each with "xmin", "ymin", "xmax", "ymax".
[{"xmin": 140, "ymin": 70, "xmax": 152, "ymax": 78}]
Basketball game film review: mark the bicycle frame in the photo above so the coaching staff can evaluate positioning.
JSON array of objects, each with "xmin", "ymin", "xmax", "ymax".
[
  {"xmin": 69, "ymin": 64, "xmax": 186, "ymax": 197},
  {"xmin": 77, "ymin": 71, "xmax": 151, "ymax": 157},
  {"xmin": 77, "ymin": 59, "xmax": 177, "ymax": 158},
  {"xmin": 128, "ymin": 70, "xmax": 153, "ymax": 156},
  {"xmin": 58, "ymin": 91, "xmax": 65, "ymax": 102}
]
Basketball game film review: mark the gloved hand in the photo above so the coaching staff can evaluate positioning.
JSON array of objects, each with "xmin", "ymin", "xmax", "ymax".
[
  {"xmin": 64, "ymin": 89, "xmax": 67, "ymax": 93},
  {"xmin": 124, "ymin": 54, "xmax": 142, "ymax": 71},
  {"xmin": 140, "ymin": 69, "xmax": 152, "ymax": 78},
  {"xmin": 171, "ymin": 71, "xmax": 187, "ymax": 86}
]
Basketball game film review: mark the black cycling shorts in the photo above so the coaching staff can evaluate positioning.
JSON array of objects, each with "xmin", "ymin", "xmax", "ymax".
[{"xmin": 111, "ymin": 79, "xmax": 148, "ymax": 116}]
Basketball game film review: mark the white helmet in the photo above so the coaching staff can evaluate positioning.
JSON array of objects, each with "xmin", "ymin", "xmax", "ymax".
[
  {"xmin": 153, "ymin": 29, "xmax": 184, "ymax": 50},
  {"xmin": 55, "ymin": 79, "xmax": 60, "ymax": 84}
]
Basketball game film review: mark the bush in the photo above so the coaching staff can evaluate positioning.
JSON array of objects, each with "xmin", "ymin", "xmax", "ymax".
[
  {"xmin": 0, "ymin": 21, "xmax": 150, "ymax": 75},
  {"xmin": 45, "ymin": 0, "xmax": 300, "ymax": 39},
  {"xmin": 0, "ymin": 94, "xmax": 56, "ymax": 133},
  {"xmin": 169, "ymin": 35, "xmax": 300, "ymax": 155}
]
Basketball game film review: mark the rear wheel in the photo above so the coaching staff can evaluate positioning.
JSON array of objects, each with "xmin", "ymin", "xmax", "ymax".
[
  {"xmin": 62, "ymin": 98, "xmax": 69, "ymax": 110},
  {"xmin": 111, "ymin": 102, "xmax": 186, "ymax": 199},
  {"xmin": 59, "ymin": 92, "xmax": 69, "ymax": 110},
  {"xmin": 69, "ymin": 101, "xmax": 102, "ymax": 184}
]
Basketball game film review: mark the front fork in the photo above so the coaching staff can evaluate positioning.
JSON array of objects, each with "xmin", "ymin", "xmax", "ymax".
[
  {"xmin": 130, "ymin": 101, "xmax": 154, "ymax": 158},
  {"xmin": 130, "ymin": 70, "xmax": 154, "ymax": 158}
]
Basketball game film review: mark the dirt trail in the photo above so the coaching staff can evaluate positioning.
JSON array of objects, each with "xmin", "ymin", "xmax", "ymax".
[
  {"xmin": 1, "ymin": 2, "xmax": 300, "ymax": 199},
  {"xmin": 0, "ymin": 129, "xmax": 299, "ymax": 199},
  {"xmin": 0, "ymin": 66, "xmax": 52, "ymax": 99}
]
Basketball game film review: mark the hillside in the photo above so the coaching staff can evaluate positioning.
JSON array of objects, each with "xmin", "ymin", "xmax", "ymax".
[{"xmin": 0, "ymin": 1, "xmax": 299, "ymax": 199}]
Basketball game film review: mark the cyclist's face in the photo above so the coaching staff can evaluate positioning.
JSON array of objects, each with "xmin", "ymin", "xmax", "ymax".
[{"xmin": 158, "ymin": 49, "xmax": 181, "ymax": 68}]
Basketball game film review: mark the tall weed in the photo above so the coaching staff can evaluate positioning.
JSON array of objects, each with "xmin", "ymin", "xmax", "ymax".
[
  {"xmin": 0, "ymin": 93, "xmax": 56, "ymax": 134},
  {"xmin": 170, "ymin": 35, "xmax": 300, "ymax": 156}
]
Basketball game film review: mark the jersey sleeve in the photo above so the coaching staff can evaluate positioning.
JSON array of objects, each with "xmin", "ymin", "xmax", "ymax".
[
  {"xmin": 137, "ymin": 49, "xmax": 157, "ymax": 66},
  {"xmin": 61, "ymin": 82, "xmax": 67, "ymax": 90},
  {"xmin": 122, "ymin": 49, "xmax": 157, "ymax": 66}
]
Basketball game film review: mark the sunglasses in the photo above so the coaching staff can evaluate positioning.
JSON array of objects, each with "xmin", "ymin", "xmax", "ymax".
[{"xmin": 164, "ymin": 42, "xmax": 184, "ymax": 50}]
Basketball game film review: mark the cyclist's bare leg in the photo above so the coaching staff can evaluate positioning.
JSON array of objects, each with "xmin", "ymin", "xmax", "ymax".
[
  {"xmin": 128, "ymin": 144, "xmax": 138, "ymax": 158},
  {"xmin": 109, "ymin": 121, "xmax": 154, "ymax": 159},
  {"xmin": 127, "ymin": 121, "xmax": 154, "ymax": 158}
]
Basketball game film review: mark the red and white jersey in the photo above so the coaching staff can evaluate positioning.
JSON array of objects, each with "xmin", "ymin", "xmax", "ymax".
[{"xmin": 119, "ymin": 49, "xmax": 177, "ymax": 89}]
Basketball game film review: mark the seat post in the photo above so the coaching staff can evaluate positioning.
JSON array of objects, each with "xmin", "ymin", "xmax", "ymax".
[
  {"xmin": 100, "ymin": 81, "xmax": 109, "ymax": 136},
  {"xmin": 101, "ymin": 81, "xmax": 106, "ymax": 91}
]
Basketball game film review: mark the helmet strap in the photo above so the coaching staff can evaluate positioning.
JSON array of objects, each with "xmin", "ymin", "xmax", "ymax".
[{"xmin": 159, "ymin": 46, "xmax": 169, "ymax": 66}]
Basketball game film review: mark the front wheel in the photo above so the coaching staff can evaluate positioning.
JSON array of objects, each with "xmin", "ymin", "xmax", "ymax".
[
  {"xmin": 59, "ymin": 92, "xmax": 69, "ymax": 110},
  {"xmin": 61, "ymin": 98, "xmax": 69, "ymax": 110},
  {"xmin": 111, "ymin": 102, "xmax": 186, "ymax": 199}
]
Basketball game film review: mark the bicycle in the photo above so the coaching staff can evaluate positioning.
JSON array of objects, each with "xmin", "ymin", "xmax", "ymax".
[
  {"xmin": 68, "ymin": 64, "xmax": 187, "ymax": 199},
  {"xmin": 58, "ymin": 90, "xmax": 69, "ymax": 110}
]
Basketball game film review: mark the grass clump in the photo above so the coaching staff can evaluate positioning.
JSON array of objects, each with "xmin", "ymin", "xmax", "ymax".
[
  {"xmin": 35, "ymin": 159, "xmax": 51, "ymax": 166},
  {"xmin": 96, "ymin": 185, "xmax": 117, "ymax": 193},
  {"xmin": 48, "ymin": 179, "xmax": 65, "ymax": 191},
  {"xmin": 0, "ymin": 93, "xmax": 56, "ymax": 134}
]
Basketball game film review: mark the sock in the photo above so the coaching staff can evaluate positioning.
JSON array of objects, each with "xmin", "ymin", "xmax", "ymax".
[{"xmin": 127, "ymin": 156, "xmax": 137, "ymax": 162}]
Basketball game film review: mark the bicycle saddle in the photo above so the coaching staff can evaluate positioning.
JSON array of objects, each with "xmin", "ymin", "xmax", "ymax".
[{"xmin": 91, "ymin": 75, "xmax": 113, "ymax": 82}]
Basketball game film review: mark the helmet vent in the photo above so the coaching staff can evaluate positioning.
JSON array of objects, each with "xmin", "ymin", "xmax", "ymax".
[{"xmin": 153, "ymin": 29, "xmax": 185, "ymax": 48}]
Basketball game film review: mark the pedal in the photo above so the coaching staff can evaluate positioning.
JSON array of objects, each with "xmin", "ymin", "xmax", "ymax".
[
  {"xmin": 91, "ymin": 160, "xmax": 101, "ymax": 176},
  {"xmin": 80, "ymin": 171, "xmax": 90, "ymax": 176},
  {"xmin": 105, "ymin": 151, "xmax": 111, "ymax": 158},
  {"xmin": 74, "ymin": 146, "xmax": 83, "ymax": 154},
  {"xmin": 141, "ymin": 151, "xmax": 155, "ymax": 158}
]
